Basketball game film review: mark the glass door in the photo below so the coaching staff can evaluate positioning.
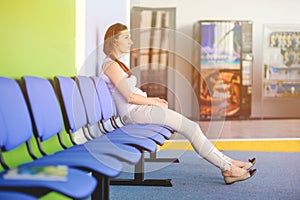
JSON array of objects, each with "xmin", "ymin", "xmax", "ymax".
[{"xmin": 130, "ymin": 7, "xmax": 176, "ymax": 102}]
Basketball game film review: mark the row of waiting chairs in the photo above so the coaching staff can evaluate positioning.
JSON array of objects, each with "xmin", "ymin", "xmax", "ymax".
[
  {"xmin": 75, "ymin": 76, "xmax": 178, "ymax": 186},
  {"xmin": 0, "ymin": 75, "xmax": 177, "ymax": 199}
]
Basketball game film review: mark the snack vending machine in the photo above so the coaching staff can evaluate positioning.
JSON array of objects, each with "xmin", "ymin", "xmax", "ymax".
[{"xmin": 193, "ymin": 20, "xmax": 253, "ymax": 119}]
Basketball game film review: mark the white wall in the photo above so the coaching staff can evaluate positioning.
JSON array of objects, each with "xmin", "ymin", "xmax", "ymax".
[
  {"xmin": 131, "ymin": 0, "xmax": 300, "ymax": 118},
  {"xmin": 77, "ymin": 0, "xmax": 129, "ymax": 76}
]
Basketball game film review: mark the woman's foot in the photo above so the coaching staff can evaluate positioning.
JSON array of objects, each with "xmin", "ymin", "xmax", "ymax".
[
  {"xmin": 231, "ymin": 157, "xmax": 256, "ymax": 170},
  {"xmin": 222, "ymin": 165, "xmax": 247, "ymax": 177},
  {"xmin": 224, "ymin": 169, "xmax": 256, "ymax": 185},
  {"xmin": 222, "ymin": 165, "xmax": 256, "ymax": 185}
]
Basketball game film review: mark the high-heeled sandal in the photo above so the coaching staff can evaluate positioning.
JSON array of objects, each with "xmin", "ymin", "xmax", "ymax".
[
  {"xmin": 224, "ymin": 168, "xmax": 256, "ymax": 185},
  {"xmin": 242, "ymin": 158, "xmax": 256, "ymax": 170}
]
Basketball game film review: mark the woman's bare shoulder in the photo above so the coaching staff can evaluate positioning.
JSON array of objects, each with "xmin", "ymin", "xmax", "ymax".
[{"xmin": 103, "ymin": 59, "xmax": 119, "ymax": 71}]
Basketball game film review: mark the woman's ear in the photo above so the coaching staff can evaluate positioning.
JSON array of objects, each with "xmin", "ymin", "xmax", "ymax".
[{"xmin": 113, "ymin": 39, "xmax": 118, "ymax": 47}]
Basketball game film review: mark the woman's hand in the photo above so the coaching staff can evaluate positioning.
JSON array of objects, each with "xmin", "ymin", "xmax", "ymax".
[{"xmin": 149, "ymin": 97, "xmax": 168, "ymax": 109}]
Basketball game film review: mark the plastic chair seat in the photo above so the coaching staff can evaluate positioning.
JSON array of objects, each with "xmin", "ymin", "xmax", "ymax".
[
  {"xmin": 55, "ymin": 142, "xmax": 141, "ymax": 164},
  {"xmin": 0, "ymin": 191, "xmax": 37, "ymax": 200},
  {"xmin": 107, "ymin": 127, "xmax": 165, "ymax": 145},
  {"xmin": 0, "ymin": 168, "xmax": 97, "ymax": 199},
  {"xmin": 121, "ymin": 124, "xmax": 173, "ymax": 139},
  {"xmin": 92, "ymin": 132, "xmax": 157, "ymax": 152},
  {"xmin": 21, "ymin": 153, "xmax": 122, "ymax": 178}
]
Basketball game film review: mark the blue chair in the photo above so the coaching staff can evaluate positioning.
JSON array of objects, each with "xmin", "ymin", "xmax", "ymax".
[
  {"xmin": 22, "ymin": 76, "xmax": 141, "ymax": 165},
  {"xmin": 54, "ymin": 76, "xmax": 157, "ymax": 152},
  {"xmin": 91, "ymin": 76, "xmax": 173, "ymax": 139},
  {"xmin": 76, "ymin": 75, "xmax": 177, "ymax": 186},
  {"xmin": 91, "ymin": 76, "xmax": 180, "ymax": 186},
  {"xmin": 55, "ymin": 76, "xmax": 174, "ymax": 186},
  {"xmin": 21, "ymin": 75, "xmax": 135, "ymax": 200},
  {"xmin": 75, "ymin": 75, "xmax": 165, "ymax": 146},
  {"xmin": 0, "ymin": 76, "xmax": 97, "ymax": 200}
]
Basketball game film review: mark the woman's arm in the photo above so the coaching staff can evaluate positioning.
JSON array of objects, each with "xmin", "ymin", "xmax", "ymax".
[{"xmin": 103, "ymin": 61, "xmax": 168, "ymax": 108}]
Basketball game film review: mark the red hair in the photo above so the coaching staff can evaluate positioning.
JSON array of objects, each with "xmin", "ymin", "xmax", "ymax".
[{"xmin": 103, "ymin": 23, "xmax": 132, "ymax": 76}]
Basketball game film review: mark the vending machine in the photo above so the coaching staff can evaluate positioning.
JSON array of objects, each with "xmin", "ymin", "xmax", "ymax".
[{"xmin": 193, "ymin": 20, "xmax": 253, "ymax": 119}]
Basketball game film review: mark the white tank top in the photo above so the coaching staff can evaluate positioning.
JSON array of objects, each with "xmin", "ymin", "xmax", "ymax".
[{"xmin": 99, "ymin": 57, "xmax": 147, "ymax": 118}]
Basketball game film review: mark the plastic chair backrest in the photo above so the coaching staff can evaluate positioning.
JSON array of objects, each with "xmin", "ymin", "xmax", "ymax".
[
  {"xmin": 54, "ymin": 76, "xmax": 88, "ymax": 133},
  {"xmin": 23, "ymin": 76, "xmax": 63, "ymax": 141},
  {"xmin": 0, "ymin": 76, "xmax": 32, "ymax": 151},
  {"xmin": 91, "ymin": 76, "xmax": 116, "ymax": 122},
  {"xmin": 0, "ymin": 110, "xmax": 7, "ymax": 147},
  {"xmin": 76, "ymin": 76, "xmax": 102, "ymax": 126}
]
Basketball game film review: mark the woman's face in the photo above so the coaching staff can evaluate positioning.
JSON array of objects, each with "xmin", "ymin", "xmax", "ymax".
[{"xmin": 114, "ymin": 30, "xmax": 133, "ymax": 54}]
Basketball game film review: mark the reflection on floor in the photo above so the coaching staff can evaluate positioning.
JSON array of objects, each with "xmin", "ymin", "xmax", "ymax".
[
  {"xmin": 164, "ymin": 119, "xmax": 300, "ymax": 152},
  {"xmin": 200, "ymin": 119, "xmax": 300, "ymax": 139},
  {"xmin": 171, "ymin": 119, "xmax": 300, "ymax": 139}
]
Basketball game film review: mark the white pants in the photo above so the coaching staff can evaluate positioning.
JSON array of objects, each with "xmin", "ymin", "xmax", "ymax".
[{"xmin": 124, "ymin": 105, "xmax": 232, "ymax": 171}]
